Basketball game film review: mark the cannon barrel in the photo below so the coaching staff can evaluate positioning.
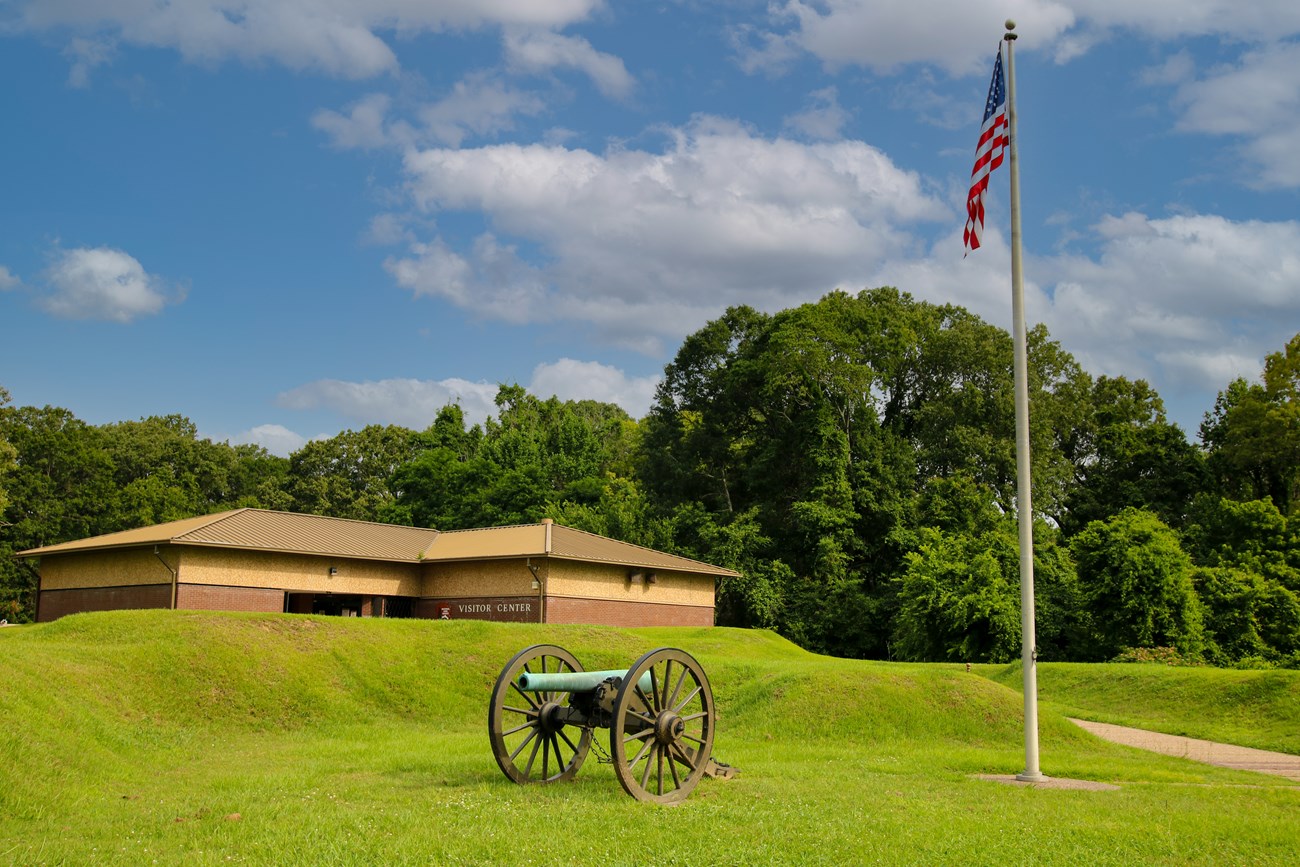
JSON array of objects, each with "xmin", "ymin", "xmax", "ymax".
[{"xmin": 517, "ymin": 669, "xmax": 653, "ymax": 693}]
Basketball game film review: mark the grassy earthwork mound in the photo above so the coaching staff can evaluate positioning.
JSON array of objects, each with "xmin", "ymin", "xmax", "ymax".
[{"xmin": 1, "ymin": 610, "xmax": 1297, "ymax": 865}]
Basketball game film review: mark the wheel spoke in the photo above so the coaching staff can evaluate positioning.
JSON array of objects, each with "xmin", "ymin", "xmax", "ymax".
[
  {"xmin": 558, "ymin": 728, "xmax": 582, "ymax": 755},
  {"xmin": 669, "ymin": 740, "xmax": 698, "ymax": 771},
  {"xmin": 509, "ymin": 681, "xmax": 541, "ymax": 710},
  {"xmin": 666, "ymin": 665, "xmax": 687, "ymax": 711},
  {"xmin": 640, "ymin": 744, "xmax": 656, "ymax": 790},
  {"xmin": 503, "ymin": 719, "xmax": 537, "ymax": 737},
  {"xmin": 522, "ymin": 734, "xmax": 542, "ymax": 778},
  {"xmin": 508, "ymin": 728, "xmax": 538, "ymax": 761},
  {"xmin": 672, "ymin": 685, "xmax": 702, "ymax": 713}
]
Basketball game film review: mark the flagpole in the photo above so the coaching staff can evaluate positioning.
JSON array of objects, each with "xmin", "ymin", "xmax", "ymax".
[{"xmin": 1003, "ymin": 19, "xmax": 1044, "ymax": 783}]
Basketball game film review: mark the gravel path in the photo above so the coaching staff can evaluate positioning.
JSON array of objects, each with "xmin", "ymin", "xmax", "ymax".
[{"xmin": 1069, "ymin": 718, "xmax": 1300, "ymax": 783}]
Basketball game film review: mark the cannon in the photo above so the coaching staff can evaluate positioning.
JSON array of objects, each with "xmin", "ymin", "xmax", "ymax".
[{"xmin": 487, "ymin": 644, "xmax": 735, "ymax": 803}]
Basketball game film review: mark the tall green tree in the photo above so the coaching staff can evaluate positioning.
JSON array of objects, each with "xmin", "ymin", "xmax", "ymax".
[
  {"xmin": 1061, "ymin": 376, "xmax": 1207, "ymax": 535},
  {"xmin": 641, "ymin": 288, "xmax": 1089, "ymax": 657},
  {"xmin": 288, "ymin": 424, "xmax": 423, "ymax": 522},
  {"xmin": 1202, "ymin": 334, "xmax": 1300, "ymax": 514},
  {"xmin": 1070, "ymin": 508, "xmax": 1205, "ymax": 660},
  {"xmin": 0, "ymin": 386, "xmax": 15, "ymax": 518}
]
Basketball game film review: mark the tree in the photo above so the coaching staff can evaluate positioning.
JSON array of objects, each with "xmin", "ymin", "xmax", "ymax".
[
  {"xmin": 0, "ymin": 386, "xmax": 15, "ymax": 518},
  {"xmin": 1070, "ymin": 508, "xmax": 1205, "ymax": 659},
  {"xmin": 1202, "ymin": 334, "xmax": 1300, "ymax": 514},
  {"xmin": 288, "ymin": 425, "xmax": 423, "ymax": 522},
  {"xmin": 1061, "ymin": 376, "xmax": 1206, "ymax": 535},
  {"xmin": 892, "ymin": 525, "xmax": 1023, "ymax": 663}
]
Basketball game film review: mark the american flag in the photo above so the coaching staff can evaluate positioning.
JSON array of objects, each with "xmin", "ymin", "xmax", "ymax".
[{"xmin": 964, "ymin": 48, "xmax": 1007, "ymax": 254}]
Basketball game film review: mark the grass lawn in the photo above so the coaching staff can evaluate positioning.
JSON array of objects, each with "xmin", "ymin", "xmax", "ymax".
[
  {"xmin": 981, "ymin": 660, "xmax": 1300, "ymax": 755},
  {"xmin": 2, "ymin": 611, "xmax": 1298, "ymax": 865}
]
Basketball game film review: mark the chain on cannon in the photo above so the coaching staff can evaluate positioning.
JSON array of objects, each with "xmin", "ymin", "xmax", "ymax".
[{"xmin": 487, "ymin": 644, "xmax": 737, "ymax": 804}]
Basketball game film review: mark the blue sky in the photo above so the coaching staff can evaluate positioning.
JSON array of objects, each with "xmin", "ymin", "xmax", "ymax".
[{"xmin": 2, "ymin": 1, "xmax": 1298, "ymax": 456}]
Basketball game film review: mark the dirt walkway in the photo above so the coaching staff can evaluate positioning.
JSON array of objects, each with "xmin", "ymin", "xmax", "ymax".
[{"xmin": 1069, "ymin": 718, "xmax": 1300, "ymax": 783}]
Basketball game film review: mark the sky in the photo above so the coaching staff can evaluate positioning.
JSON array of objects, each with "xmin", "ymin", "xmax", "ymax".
[{"xmin": 2, "ymin": 1, "xmax": 1298, "ymax": 457}]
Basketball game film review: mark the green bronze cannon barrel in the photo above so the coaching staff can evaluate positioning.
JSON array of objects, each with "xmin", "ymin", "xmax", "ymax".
[{"xmin": 517, "ymin": 669, "xmax": 653, "ymax": 693}]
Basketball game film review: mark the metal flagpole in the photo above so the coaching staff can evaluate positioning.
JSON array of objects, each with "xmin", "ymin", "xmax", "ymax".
[{"xmin": 1004, "ymin": 18, "xmax": 1044, "ymax": 783}]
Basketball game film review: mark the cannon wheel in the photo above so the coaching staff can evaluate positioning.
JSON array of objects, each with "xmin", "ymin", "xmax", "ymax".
[
  {"xmin": 488, "ymin": 644, "xmax": 591, "ymax": 784},
  {"xmin": 610, "ymin": 647, "xmax": 715, "ymax": 804}
]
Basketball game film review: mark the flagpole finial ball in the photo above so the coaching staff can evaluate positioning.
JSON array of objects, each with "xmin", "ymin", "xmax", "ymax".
[{"xmin": 1005, "ymin": 19, "xmax": 1016, "ymax": 31}]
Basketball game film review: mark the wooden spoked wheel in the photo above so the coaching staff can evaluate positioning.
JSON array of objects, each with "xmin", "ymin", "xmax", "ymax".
[
  {"xmin": 488, "ymin": 644, "xmax": 591, "ymax": 784},
  {"xmin": 610, "ymin": 647, "xmax": 716, "ymax": 804}
]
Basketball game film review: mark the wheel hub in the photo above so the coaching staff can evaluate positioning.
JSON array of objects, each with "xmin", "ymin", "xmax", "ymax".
[{"xmin": 654, "ymin": 711, "xmax": 685, "ymax": 745}]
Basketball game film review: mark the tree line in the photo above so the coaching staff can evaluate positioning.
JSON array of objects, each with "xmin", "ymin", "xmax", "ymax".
[{"xmin": 2, "ymin": 288, "xmax": 1298, "ymax": 668}]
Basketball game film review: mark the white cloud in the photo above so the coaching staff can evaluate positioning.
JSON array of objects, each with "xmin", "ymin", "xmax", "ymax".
[
  {"xmin": 1170, "ymin": 41, "xmax": 1300, "ymax": 187},
  {"xmin": 745, "ymin": 1, "xmax": 1300, "ymax": 78},
  {"xmin": 0, "ymin": 266, "xmax": 19, "ymax": 290},
  {"xmin": 62, "ymin": 36, "xmax": 115, "ymax": 87},
  {"xmin": 529, "ymin": 359, "xmax": 660, "ymax": 418},
  {"xmin": 231, "ymin": 423, "xmax": 308, "ymax": 457},
  {"xmin": 39, "ymin": 246, "xmax": 177, "ymax": 323},
  {"xmin": 877, "ymin": 211, "xmax": 1300, "ymax": 399},
  {"xmin": 389, "ymin": 115, "xmax": 947, "ymax": 348},
  {"xmin": 415, "ymin": 72, "xmax": 548, "ymax": 147},
  {"xmin": 19, "ymin": 0, "xmax": 606, "ymax": 80},
  {"xmin": 747, "ymin": 1, "xmax": 1076, "ymax": 77},
  {"xmin": 314, "ymin": 74, "xmax": 547, "ymax": 151},
  {"xmin": 278, "ymin": 377, "xmax": 502, "ymax": 429},
  {"xmin": 503, "ymin": 29, "xmax": 635, "ymax": 99},
  {"xmin": 783, "ymin": 86, "xmax": 850, "ymax": 140},
  {"xmin": 277, "ymin": 361, "xmax": 662, "ymax": 431},
  {"xmin": 312, "ymin": 93, "xmax": 393, "ymax": 150}
]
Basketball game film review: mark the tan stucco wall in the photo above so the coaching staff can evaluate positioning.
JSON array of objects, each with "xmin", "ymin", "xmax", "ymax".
[
  {"xmin": 37, "ymin": 548, "xmax": 178, "ymax": 590},
  {"xmin": 179, "ymin": 548, "xmax": 420, "ymax": 596},
  {"xmin": 545, "ymin": 559, "xmax": 714, "ymax": 607},
  {"xmin": 420, "ymin": 558, "xmax": 539, "ymax": 598}
]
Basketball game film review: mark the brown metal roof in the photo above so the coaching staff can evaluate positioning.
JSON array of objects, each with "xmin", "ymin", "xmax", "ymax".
[
  {"xmin": 421, "ymin": 521, "xmax": 740, "ymax": 577},
  {"xmin": 17, "ymin": 508, "xmax": 440, "ymax": 562},
  {"xmin": 18, "ymin": 510, "xmax": 739, "ymax": 577}
]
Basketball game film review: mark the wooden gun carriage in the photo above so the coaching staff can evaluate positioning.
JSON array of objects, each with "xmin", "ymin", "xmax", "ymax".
[{"xmin": 487, "ymin": 645, "xmax": 735, "ymax": 803}]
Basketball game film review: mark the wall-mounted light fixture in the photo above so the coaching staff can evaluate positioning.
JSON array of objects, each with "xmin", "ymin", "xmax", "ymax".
[
  {"xmin": 328, "ymin": 566, "xmax": 339, "ymax": 577},
  {"xmin": 628, "ymin": 569, "xmax": 657, "ymax": 585}
]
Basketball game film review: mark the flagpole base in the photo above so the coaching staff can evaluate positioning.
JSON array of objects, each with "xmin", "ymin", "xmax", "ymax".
[{"xmin": 1016, "ymin": 771, "xmax": 1047, "ymax": 783}]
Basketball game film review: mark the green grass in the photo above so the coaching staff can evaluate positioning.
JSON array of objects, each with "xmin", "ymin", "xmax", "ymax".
[
  {"xmin": 1, "ymin": 611, "xmax": 1297, "ymax": 865},
  {"xmin": 982, "ymin": 661, "xmax": 1300, "ymax": 754}
]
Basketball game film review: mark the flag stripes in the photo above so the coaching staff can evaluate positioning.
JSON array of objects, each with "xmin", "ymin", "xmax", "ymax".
[{"xmin": 964, "ymin": 48, "xmax": 1007, "ymax": 254}]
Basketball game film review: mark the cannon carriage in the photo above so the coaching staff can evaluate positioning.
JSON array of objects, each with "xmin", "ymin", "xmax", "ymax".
[{"xmin": 487, "ymin": 644, "xmax": 734, "ymax": 803}]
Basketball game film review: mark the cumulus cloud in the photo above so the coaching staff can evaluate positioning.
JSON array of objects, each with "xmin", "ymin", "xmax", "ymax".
[
  {"xmin": 18, "ymin": 0, "xmax": 606, "ymax": 80},
  {"xmin": 38, "ymin": 246, "xmax": 178, "ymax": 323},
  {"xmin": 744, "ymin": 1, "xmax": 1300, "ymax": 78},
  {"xmin": 503, "ymin": 29, "xmax": 635, "ymax": 99},
  {"xmin": 874, "ymin": 210, "xmax": 1300, "ymax": 401},
  {"xmin": 388, "ymin": 115, "xmax": 947, "ymax": 348},
  {"xmin": 783, "ymin": 87, "xmax": 850, "ymax": 140},
  {"xmin": 0, "ymin": 265, "xmax": 19, "ymax": 290},
  {"xmin": 231, "ymin": 423, "xmax": 309, "ymax": 457},
  {"xmin": 743, "ymin": 1, "xmax": 1077, "ymax": 77},
  {"xmin": 1039, "ymin": 212, "xmax": 1300, "ymax": 387},
  {"xmin": 1170, "ymin": 41, "xmax": 1300, "ymax": 187},
  {"xmin": 528, "ymin": 359, "xmax": 660, "ymax": 418},
  {"xmin": 312, "ymin": 93, "xmax": 393, "ymax": 150},
  {"xmin": 277, "ymin": 361, "xmax": 662, "ymax": 431},
  {"xmin": 314, "ymin": 74, "xmax": 547, "ymax": 151},
  {"xmin": 278, "ymin": 377, "xmax": 502, "ymax": 430}
]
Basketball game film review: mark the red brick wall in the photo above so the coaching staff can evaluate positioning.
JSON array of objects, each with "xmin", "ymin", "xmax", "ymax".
[
  {"xmin": 545, "ymin": 595, "xmax": 713, "ymax": 627},
  {"xmin": 176, "ymin": 584, "xmax": 285, "ymax": 613},
  {"xmin": 37, "ymin": 584, "xmax": 171, "ymax": 622}
]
